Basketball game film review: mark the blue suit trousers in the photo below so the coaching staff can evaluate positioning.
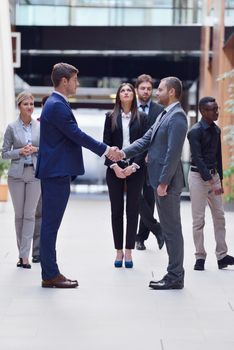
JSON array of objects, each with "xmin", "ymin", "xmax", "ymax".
[{"xmin": 40, "ymin": 176, "xmax": 70, "ymax": 280}]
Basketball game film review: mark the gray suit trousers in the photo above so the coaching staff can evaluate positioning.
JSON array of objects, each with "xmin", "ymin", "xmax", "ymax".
[
  {"xmin": 8, "ymin": 167, "xmax": 41, "ymax": 259},
  {"xmin": 155, "ymin": 188, "xmax": 184, "ymax": 281}
]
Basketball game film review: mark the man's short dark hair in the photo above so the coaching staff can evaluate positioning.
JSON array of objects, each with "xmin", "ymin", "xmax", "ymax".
[
  {"xmin": 199, "ymin": 96, "xmax": 216, "ymax": 111},
  {"xmin": 41, "ymin": 95, "xmax": 49, "ymax": 106},
  {"xmin": 51, "ymin": 62, "xmax": 78, "ymax": 87},
  {"xmin": 135, "ymin": 74, "xmax": 154, "ymax": 89},
  {"xmin": 161, "ymin": 76, "xmax": 183, "ymax": 99}
]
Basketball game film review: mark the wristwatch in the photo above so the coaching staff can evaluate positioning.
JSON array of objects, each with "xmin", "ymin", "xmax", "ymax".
[{"xmin": 131, "ymin": 165, "xmax": 137, "ymax": 173}]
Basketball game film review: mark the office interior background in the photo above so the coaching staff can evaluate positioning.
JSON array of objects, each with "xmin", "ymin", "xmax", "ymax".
[{"xmin": 0, "ymin": 0, "xmax": 233, "ymax": 195}]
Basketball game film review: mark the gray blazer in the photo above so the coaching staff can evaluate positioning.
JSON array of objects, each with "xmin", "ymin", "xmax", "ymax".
[
  {"xmin": 123, "ymin": 103, "xmax": 188, "ymax": 190},
  {"xmin": 1, "ymin": 117, "xmax": 40, "ymax": 178}
]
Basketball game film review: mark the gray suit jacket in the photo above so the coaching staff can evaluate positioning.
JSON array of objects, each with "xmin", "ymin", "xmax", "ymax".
[
  {"xmin": 123, "ymin": 103, "xmax": 188, "ymax": 190},
  {"xmin": 2, "ymin": 117, "xmax": 40, "ymax": 178}
]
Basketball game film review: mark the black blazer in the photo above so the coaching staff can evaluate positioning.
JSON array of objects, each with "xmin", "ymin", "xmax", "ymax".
[
  {"xmin": 103, "ymin": 111, "xmax": 148, "ymax": 168},
  {"xmin": 147, "ymin": 101, "xmax": 164, "ymax": 127}
]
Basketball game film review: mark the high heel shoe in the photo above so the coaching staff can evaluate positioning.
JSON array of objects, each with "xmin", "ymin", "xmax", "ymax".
[
  {"xmin": 114, "ymin": 250, "xmax": 124, "ymax": 268},
  {"xmin": 17, "ymin": 258, "xmax": 31, "ymax": 269},
  {"xmin": 22, "ymin": 263, "xmax": 31, "ymax": 269},
  {"xmin": 114, "ymin": 260, "xmax": 123, "ymax": 268},
  {"xmin": 16, "ymin": 258, "xmax": 23, "ymax": 267},
  {"xmin": 124, "ymin": 249, "xmax": 133, "ymax": 268},
  {"xmin": 125, "ymin": 260, "xmax": 133, "ymax": 268}
]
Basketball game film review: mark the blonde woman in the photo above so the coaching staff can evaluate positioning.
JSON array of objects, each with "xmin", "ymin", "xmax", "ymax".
[{"xmin": 2, "ymin": 91, "xmax": 41, "ymax": 268}]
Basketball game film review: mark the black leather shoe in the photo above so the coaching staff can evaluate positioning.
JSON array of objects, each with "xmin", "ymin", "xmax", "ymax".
[
  {"xmin": 218, "ymin": 255, "xmax": 234, "ymax": 269},
  {"xmin": 149, "ymin": 277, "xmax": 184, "ymax": 290},
  {"xmin": 136, "ymin": 241, "xmax": 146, "ymax": 250},
  {"xmin": 32, "ymin": 256, "xmax": 40, "ymax": 263},
  {"xmin": 194, "ymin": 259, "xmax": 205, "ymax": 271}
]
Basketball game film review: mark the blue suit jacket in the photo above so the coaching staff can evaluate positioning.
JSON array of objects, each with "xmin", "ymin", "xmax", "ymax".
[{"xmin": 36, "ymin": 92, "xmax": 107, "ymax": 179}]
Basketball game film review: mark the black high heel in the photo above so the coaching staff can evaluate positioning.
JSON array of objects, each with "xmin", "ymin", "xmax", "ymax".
[
  {"xmin": 17, "ymin": 258, "xmax": 31, "ymax": 269},
  {"xmin": 16, "ymin": 258, "xmax": 23, "ymax": 267},
  {"xmin": 22, "ymin": 263, "xmax": 31, "ymax": 269}
]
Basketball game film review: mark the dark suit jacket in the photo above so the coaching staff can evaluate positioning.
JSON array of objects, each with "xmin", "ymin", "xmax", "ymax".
[
  {"xmin": 36, "ymin": 92, "xmax": 107, "ymax": 179},
  {"xmin": 147, "ymin": 101, "xmax": 164, "ymax": 127},
  {"xmin": 103, "ymin": 111, "xmax": 148, "ymax": 168}
]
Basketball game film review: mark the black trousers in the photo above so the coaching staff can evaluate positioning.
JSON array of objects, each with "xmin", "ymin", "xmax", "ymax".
[
  {"xmin": 136, "ymin": 171, "xmax": 159, "ymax": 242},
  {"xmin": 106, "ymin": 167, "xmax": 144, "ymax": 250}
]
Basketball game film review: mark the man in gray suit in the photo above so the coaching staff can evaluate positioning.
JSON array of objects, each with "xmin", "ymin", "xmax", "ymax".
[
  {"xmin": 135, "ymin": 74, "xmax": 164, "ymax": 251},
  {"xmin": 110, "ymin": 77, "xmax": 188, "ymax": 289}
]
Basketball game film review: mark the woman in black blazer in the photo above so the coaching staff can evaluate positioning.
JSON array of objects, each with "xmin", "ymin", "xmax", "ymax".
[{"xmin": 103, "ymin": 83, "xmax": 148, "ymax": 268}]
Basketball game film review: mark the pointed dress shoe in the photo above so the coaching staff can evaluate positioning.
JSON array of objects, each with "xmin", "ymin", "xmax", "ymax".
[
  {"xmin": 194, "ymin": 259, "xmax": 205, "ymax": 271},
  {"xmin": 218, "ymin": 254, "xmax": 234, "ymax": 269},
  {"xmin": 149, "ymin": 276, "xmax": 184, "ymax": 290},
  {"xmin": 42, "ymin": 274, "xmax": 78, "ymax": 288},
  {"xmin": 136, "ymin": 241, "xmax": 146, "ymax": 250}
]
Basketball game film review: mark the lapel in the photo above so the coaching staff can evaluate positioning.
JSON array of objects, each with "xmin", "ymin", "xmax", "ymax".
[
  {"xmin": 129, "ymin": 116, "xmax": 138, "ymax": 142},
  {"xmin": 151, "ymin": 103, "xmax": 181, "ymax": 141},
  {"xmin": 31, "ymin": 119, "xmax": 38, "ymax": 144},
  {"xmin": 117, "ymin": 114, "xmax": 123, "ymax": 145},
  {"xmin": 15, "ymin": 117, "xmax": 27, "ymax": 146}
]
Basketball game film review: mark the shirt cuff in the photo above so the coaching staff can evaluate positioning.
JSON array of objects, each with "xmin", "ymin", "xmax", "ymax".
[
  {"xmin": 132, "ymin": 162, "xmax": 140, "ymax": 169},
  {"xmin": 110, "ymin": 163, "xmax": 117, "ymax": 169},
  {"xmin": 103, "ymin": 145, "xmax": 110, "ymax": 156}
]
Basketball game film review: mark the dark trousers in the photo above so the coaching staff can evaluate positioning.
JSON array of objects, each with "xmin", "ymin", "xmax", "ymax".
[
  {"xmin": 32, "ymin": 195, "xmax": 42, "ymax": 258},
  {"xmin": 155, "ymin": 188, "xmax": 184, "ymax": 281},
  {"xmin": 40, "ymin": 176, "xmax": 70, "ymax": 281},
  {"xmin": 136, "ymin": 171, "xmax": 159, "ymax": 242},
  {"xmin": 106, "ymin": 167, "xmax": 144, "ymax": 250}
]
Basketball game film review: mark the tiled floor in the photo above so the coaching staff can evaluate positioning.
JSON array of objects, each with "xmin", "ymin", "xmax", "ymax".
[{"xmin": 0, "ymin": 194, "xmax": 234, "ymax": 350}]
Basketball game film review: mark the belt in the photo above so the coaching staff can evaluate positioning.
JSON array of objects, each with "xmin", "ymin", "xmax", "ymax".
[
  {"xmin": 24, "ymin": 164, "xmax": 33, "ymax": 168},
  {"xmin": 190, "ymin": 166, "xmax": 217, "ymax": 175}
]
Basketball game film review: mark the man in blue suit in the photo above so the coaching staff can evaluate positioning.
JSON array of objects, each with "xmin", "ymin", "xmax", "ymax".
[{"xmin": 36, "ymin": 62, "xmax": 116, "ymax": 288}]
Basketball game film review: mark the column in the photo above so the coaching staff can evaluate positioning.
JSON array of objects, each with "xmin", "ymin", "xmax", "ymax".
[{"xmin": 0, "ymin": 0, "xmax": 15, "ymax": 134}]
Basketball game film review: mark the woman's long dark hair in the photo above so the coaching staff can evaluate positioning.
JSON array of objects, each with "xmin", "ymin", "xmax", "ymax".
[{"xmin": 110, "ymin": 83, "xmax": 140, "ymax": 131}]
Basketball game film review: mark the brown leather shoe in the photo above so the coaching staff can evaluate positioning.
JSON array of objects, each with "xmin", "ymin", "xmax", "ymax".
[{"xmin": 42, "ymin": 274, "xmax": 78, "ymax": 288}]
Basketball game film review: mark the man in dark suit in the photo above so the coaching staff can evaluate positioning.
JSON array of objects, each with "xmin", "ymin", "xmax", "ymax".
[
  {"xmin": 135, "ymin": 74, "xmax": 164, "ymax": 251},
  {"xmin": 36, "ymin": 62, "xmax": 117, "ymax": 288},
  {"xmin": 110, "ymin": 77, "xmax": 188, "ymax": 290}
]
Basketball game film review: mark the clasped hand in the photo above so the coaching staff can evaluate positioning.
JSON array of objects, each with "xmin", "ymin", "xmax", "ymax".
[
  {"xmin": 113, "ymin": 165, "xmax": 135, "ymax": 179},
  {"xmin": 20, "ymin": 144, "xmax": 37, "ymax": 156},
  {"xmin": 107, "ymin": 146, "xmax": 124, "ymax": 162}
]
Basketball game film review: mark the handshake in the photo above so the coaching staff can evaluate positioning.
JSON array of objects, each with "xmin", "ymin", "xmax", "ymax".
[{"xmin": 106, "ymin": 146, "xmax": 125, "ymax": 162}]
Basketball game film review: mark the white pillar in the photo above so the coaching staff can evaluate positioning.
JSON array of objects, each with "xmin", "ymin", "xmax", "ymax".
[{"xmin": 0, "ymin": 0, "xmax": 15, "ymax": 134}]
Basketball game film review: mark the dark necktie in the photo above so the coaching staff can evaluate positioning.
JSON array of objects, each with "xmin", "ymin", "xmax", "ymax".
[
  {"xmin": 140, "ymin": 104, "xmax": 148, "ymax": 112},
  {"xmin": 158, "ymin": 110, "xmax": 167, "ymax": 122}
]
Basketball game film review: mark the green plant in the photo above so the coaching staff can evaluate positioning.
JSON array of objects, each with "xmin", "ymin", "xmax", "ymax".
[
  {"xmin": 0, "ymin": 134, "xmax": 10, "ymax": 182},
  {"xmin": 0, "ymin": 159, "xmax": 10, "ymax": 182}
]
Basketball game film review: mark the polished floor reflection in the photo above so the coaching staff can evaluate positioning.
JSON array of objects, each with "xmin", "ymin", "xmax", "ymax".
[{"xmin": 0, "ymin": 195, "xmax": 234, "ymax": 350}]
